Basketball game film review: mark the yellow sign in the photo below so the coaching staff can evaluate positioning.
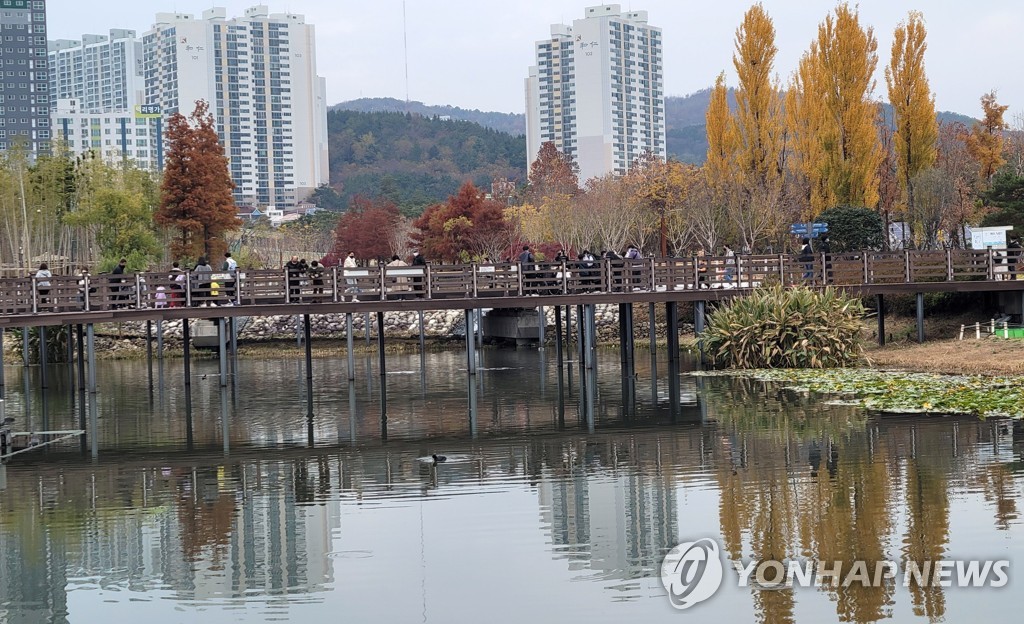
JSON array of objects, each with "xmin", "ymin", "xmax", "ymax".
[{"xmin": 134, "ymin": 104, "xmax": 162, "ymax": 119}]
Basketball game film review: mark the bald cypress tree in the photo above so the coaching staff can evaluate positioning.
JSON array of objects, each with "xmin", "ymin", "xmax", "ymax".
[{"xmin": 156, "ymin": 100, "xmax": 239, "ymax": 261}]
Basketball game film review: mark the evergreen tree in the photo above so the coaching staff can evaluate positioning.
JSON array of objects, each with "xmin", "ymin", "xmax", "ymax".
[{"xmin": 156, "ymin": 100, "xmax": 239, "ymax": 261}]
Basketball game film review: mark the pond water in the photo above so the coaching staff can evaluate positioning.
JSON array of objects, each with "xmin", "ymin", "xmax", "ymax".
[{"xmin": 0, "ymin": 344, "xmax": 1021, "ymax": 623}]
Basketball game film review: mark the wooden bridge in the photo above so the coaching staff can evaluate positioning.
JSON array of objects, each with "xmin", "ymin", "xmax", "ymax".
[{"xmin": 0, "ymin": 249, "xmax": 1022, "ymax": 330}]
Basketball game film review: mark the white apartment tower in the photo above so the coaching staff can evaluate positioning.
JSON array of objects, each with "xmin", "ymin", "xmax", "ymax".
[
  {"xmin": 525, "ymin": 5, "xmax": 665, "ymax": 182},
  {"xmin": 142, "ymin": 6, "xmax": 329, "ymax": 207},
  {"xmin": 49, "ymin": 29, "xmax": 144, "ymax": 112}
]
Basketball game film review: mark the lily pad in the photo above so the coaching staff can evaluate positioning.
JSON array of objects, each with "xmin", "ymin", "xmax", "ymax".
[{"xmin": 693, "ymin": 368, "xmax": 1024, "ymax": 419}]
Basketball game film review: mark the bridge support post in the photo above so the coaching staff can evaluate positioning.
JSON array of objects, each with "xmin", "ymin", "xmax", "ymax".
[
  {"xmin": 86, "ymin": 323, "xmax": 97, "ymax": 395},
  {"xmin": 418, "ymin": 310, "xmax": 426, "ymax": 354},
  {"xmin": 156, "ymin": 320, "xmax": 164, "ymax": 359},
  {"xmin": 466, "ymin": 309, "xmax": 477, "ymax": 376},
  {"xmin": 476, "ymin": 309, "xmax": 483, "ymax": 349},
  {"xmin": 665, "ymin": 302, "xmax": 682, "ymax": 419},
  {"xmin": 554, "ymin": 305, "xmax": 565, "ymax": 426},
  {"xmin": 364, "ymin": 312, "xmax": 372, "ymax": 346},
  {"xmin": 666, "ymin": 302, "xmax": 680, "ymax": 367},
  {"xmin": 346, "ymin": 313, "xmax": 355, "ymax": 381},
  {"xmin": 304, "ymin": 314, "xmax": 314, "ymax": 422},
  {"xmin": 76, "ymin": 325, "xmax": 85, "ymax": 451},
  {"xmin": 146, "ymin": 321, "xmax": 154, "ymax": 391},
  {"xmin": 876, "ymin": 294, "xmax": 885, "ymax": 346},
  {"xmin": 916, "ymin": 292, "xmax": 925, "ymax": 344},
  {"xmin": 218, "ymin": 317, "xmax": 228, "ymax": 388},
  {"xmin": 538, "ymin": 305, "xmax": 545, "ymax": 348},
  {"xmin": 230, "ymin": 316, "xmax": 238, "ymax": 356},
  {"xmin": 182, "ymin": 319, "xmax": 191, "ymax": 388},
  {"xmin": 38, "ymin": 326, "xmax": 48, "ymax": 390},
  {"xmin": 583, "ymin": 304, "xmax": 597, "ymax": 428},
  {"xmin": 694, "ymin": 300, "xmax": 706, "ymax": 365},
  {"xmin": 376, "ymin": 311, "xmax": 388, "ymax": 434},
  {"xmin": 22, "ymin": 329, "xmax": 29, "ymax": 367},
  {"xmin": 0, "ymin": 328, "xmax": 4, "ymax": 398}
]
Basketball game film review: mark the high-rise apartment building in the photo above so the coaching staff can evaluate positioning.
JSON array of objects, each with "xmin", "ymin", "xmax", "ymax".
[
  {"xmin": 525, "ymin": 5, "xmax": 665, "ymax": 182},
  {"xmin": 0, "ymin": 0, "xmax": 51, "ymax": 154},
  {"xmin": 142, "ymin": 6, "xmax": 329, "ymax": 207},
  {"xmin": 49, "ymin": 29, "xmax": 144, "ymax": 112}
]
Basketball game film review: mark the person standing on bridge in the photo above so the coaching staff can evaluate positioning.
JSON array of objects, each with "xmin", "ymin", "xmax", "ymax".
[
  {"xmin": 35, "ymin": 262, "xmax": 51, "ymax": 306},
  {"xmin": 222, "ymin": 252, "xmax": 238, "ymax": 301},
  {"xmin": 285, "ymin": 255, "xmax": 304, "ymax": 300},
  {"xmin": 343, "ymin": 251, "xmax": 360, "ymax": 302}
]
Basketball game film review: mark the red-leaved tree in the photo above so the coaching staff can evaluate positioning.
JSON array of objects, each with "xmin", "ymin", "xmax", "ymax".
[
  {"xmin": 156, "ymin": 100, "xmax": 239, "ymax": 261},
  {"xmin": 411, "ymin": 182, "xmax": 508, "ymax": 262},
  {"xmin": 526, "ymin": 141, "xmax": 580, "ymax": 203},
  {"xmin": 325, "ymin": 196, "xmax": 402, "ymax": 265}
]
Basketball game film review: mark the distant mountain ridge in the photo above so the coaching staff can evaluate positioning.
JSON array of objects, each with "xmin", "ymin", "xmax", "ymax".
[{"xmin": 332, "ymin": 98, "xmax": 526, "ymax": 136}]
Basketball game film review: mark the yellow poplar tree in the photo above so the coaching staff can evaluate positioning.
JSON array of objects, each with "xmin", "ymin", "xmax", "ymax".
[
  {"xmin": 789, "ymin": 4, "xmax": 882, "ymax": 215},
  {"xmin": 705, "ymin": 72, "xmax": 738, "ymax": 191},
  {"xmin": 786, "ymin": 47, "xmax": 828, "ymax": 220},
  {"xmin": 885, "ymin": 11, "xmax": 937, "ymax": 217},
  {"xmin": 966, "ymin": 91, "xmax": 1009, "ymax": 185},
  {"xmin": 730, "ymin": 3, "xmax": 785, "ymax": 249}
]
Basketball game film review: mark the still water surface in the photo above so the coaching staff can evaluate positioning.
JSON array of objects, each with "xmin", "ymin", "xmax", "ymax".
[{"xmin": 0, "ymin": 346, "xmax": 1021, "ymax": 623}]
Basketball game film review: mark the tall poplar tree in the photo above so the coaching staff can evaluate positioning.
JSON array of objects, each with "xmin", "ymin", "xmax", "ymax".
[
  {"xmin": 885, "ymin": 11, "xmax": 937, "ymax": 219},
  {"xmin": 788, "ymin": 4, "xmax": 882, "ymax": 215},
  {"xmin": 156, "ymin": 100, "xmax": 239, "ymax": 261},
  {"xmin": 730, "ymin": 3, "xmax": 785, "ymax": 250}
]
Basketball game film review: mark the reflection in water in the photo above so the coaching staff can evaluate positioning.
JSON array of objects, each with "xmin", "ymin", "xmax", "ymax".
[{"xmin": 0, "ymin": 352, "xmax": 1022, "ymax": 623}]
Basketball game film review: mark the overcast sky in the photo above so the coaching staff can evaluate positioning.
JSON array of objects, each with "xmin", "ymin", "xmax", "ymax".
[{"xmin": 45, "ymin": 0, "xmax": 1024, "ymax": 120}]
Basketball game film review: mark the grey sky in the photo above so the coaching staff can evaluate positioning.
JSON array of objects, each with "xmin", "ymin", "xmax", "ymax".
[{"xmin": 46, "ymin": 0, "xmax": 1024, "ymax": 120}]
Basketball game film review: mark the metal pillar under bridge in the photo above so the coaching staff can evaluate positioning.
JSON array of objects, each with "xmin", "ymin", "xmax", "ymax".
[
  {"xmin": 146, "ymin": 320, "xmax": 154, "ymax": 392},
  {"xmin": 182, "ymin": 319, "xmax": 191, "ymax": 388},
  {"xmin": 666, "ymin": 301, "xmax": 682, "ymax": 420},
  {"xmin": 76, "ymin": 325, "xmax": 85, "ymax": 452},
  {"xmin": 156, "ymin": 320, "xmax": 164, "ymax": 359},
  {"xmin": 418, "ymin": 310, "xmax": 426, "ymax": 354},
  {"xmin": 86, "ymin": 323, "xmax": 97, "ymax": 394},
  {"xmin": 0, "ymin": 328, "xmax": 5, "ymax": 398},
  {"xmin": 22, "ymin": 329, "xmax": 29, "ymax": 367},
  {"xmin": 465, "ymin": 309, "xmax": 477, "ymax": 376},
  {"xmin": 583, "ymin": 304, "xmax": 597, "ymax": 430},
  {"xmin": 304, "ymin": 314, "xmax": 314, "ymax": 424},
  {"xmin": 38, "ymin": 326, "xmax": 48, "ymax": 390},
  {"xmin": 346, "ymin": 312, "xmax": 355, "ymax": 381},
  {"xmin": 694, "ymin": 300, "xmax": 706, "ymax": 364},
  {"xmin": 916, "ymin": 292, "xmax": 925, "ymax": 344},
  {"xmin": 554, "ymin": 305, "xmax": 565, "ymax": 426},
  {"xmin": 876, "ymin": 294, "xmax": 886, "ymax": 346},
  {"xmin": 218, "ymin": 317, "xmax": 228, "ymax": 387},
  {"xmin": 377, "ymin": 311, "xmax": 388, "ymax": 436}
]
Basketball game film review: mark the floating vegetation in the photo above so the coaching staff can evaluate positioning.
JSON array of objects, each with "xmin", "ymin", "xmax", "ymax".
[{"xmin": 695, "ymin": 368, "xmax": 1024, "ymax": 419}]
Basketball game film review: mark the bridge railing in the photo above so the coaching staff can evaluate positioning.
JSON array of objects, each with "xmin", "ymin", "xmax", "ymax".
[{"xmin": 2, "ymin": 249, "xmax": 1021, "ymax": 317}]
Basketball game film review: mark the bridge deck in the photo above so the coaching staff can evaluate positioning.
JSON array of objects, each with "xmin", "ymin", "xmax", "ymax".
[{"xmin": 0, "ymin": 250, "xmax": 1021, "ymax": 329}]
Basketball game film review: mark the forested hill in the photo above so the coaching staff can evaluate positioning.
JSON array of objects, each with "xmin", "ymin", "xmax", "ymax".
[
  {"xmin": 324, "ymin": 96, "xmax": 978, "ymax": 214},
  {"xmin": 327, "ymin": 109, "xmax": 526, "ymax": 215},
  {"xmin": 332, "ymin": 98, "xmax": 526, "ymax": 136}
]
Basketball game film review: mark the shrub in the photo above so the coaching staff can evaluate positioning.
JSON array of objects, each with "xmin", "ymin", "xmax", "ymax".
[{"xmin": 700, "ymin": 285, "xmax": 865, "ymax": 369}]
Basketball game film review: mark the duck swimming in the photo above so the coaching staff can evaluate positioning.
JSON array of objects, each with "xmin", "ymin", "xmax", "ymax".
[{"xmin": 431, "ymin": 454, "xmax": 447, "ymax": 463}]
